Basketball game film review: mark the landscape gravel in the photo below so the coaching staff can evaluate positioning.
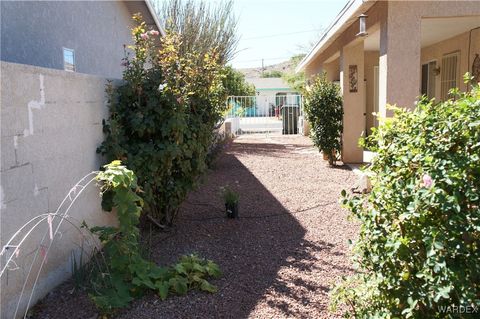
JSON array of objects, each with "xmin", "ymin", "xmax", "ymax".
[{"xmin": 33, "ymin": 134, "xmax": 358, "ymax": 319}]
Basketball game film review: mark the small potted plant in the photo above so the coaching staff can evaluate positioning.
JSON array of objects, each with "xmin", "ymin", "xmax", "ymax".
[{"xmin": 220, "ymin": 186, "xmax": 239, "ymax": 218}]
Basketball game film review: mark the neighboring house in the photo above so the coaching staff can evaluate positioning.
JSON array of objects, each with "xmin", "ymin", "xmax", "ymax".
[
  {"xmin": 296, "ymin": 0, "xmax": 480, "ymax": 163},
  {"xmin": 246, "ymin": 77, "xmax": 300, "ymax": 116},
  {"xmin": 0, "ymin": 0, "xmax": 165, "ymax": 79}
]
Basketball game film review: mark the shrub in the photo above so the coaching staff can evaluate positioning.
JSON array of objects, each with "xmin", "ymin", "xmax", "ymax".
[
  {"xmin": 261, "ymin": 70, "xmax": 284, "ymax": 78},
  {"xmin": 282, "ymin": 54, "xmax": 307, "ymax": 94},
  {"xmin": 304, "ymin": 73, "xmax": 343, "ymax": 165},
  {"xmin": 332, "ymin": 78, "xmax": 480, "ymax": 318},
  {"xmin": 222, "ymin": 65, "xmax": 256, "ymax": 97},
  {"xmin": 88, "ymin": 161, "xmax": 221, "ymax": 314},
  {"xmin": 97, "ymin": 15, "xmax": 225, "ymax": 224},
  {"xmin": 220, "ymin": 186, "xmax": 239, "ymax": 205}
]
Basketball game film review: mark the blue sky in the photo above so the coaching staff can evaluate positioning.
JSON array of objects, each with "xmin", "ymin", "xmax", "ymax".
[{"xmin": 227, "ymin": 0, "xmax": 348, "ymax": 69}]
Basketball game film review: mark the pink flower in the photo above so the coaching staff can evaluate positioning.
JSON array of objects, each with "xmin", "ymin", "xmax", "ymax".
[
  {"xmin": 149, "ymin": 30, "xmax": 160, "ymax": 36},
  {"xmin": 422, "ymin": 174, "xmax": 433, "ymax": 188},
  {"xmin": 39, "ymin": 245, "xmax": 48, "ymax": 264},
  {"xmin": 140, "ymin": 33, "xmax": 149, "ymax": 40}
]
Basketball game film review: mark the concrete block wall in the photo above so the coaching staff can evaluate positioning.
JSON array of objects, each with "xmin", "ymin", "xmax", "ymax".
[{"xmin": 0, "ymin": 62, "xmax": 117, "ymax": 318}]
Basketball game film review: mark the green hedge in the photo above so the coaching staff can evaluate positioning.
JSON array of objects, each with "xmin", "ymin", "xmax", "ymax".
[
  {"xmin": 332, "ymin": 77, "xmax": 480, "ymax": 318},
  {"xmin": 304, "ymin": 73, "xmax": 343, "ymax": 165}
]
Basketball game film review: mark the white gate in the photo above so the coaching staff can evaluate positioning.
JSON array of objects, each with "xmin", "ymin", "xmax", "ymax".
[{"xmin": 225, "ymin": 95, "xmax": 304, "ymax": 135}]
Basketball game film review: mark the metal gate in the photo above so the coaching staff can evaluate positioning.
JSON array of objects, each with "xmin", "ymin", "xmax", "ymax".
[{"xmin": 225, "ymin": 95, "xmax": 304, "ymax": 135}]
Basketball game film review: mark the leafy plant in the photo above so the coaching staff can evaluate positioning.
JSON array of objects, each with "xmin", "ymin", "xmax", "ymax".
[
  {"xmin": 222, "ymin": 65, "xmax": 256, "ymax": 97},
  {"xmin": 206, "ymin": 132, "xmax": 231, "ymax": 168},
  {"xmin": 304, "ymin": 73, "xmax": 343, "ymax": 165},
  {"xmin": 97, "ymin": 15, "xmax": 226, "ymax": 224},
  {"xmin": 71, "ymin": 244, "xmax": 87, "ymax": 290},
  {"xmin": 88, "ymin": 161, "xmax": 221, "ymax": 314},
  {"xmin": 331, "ymin": 77, "xmax": 480, "ymax": 318},
  {"xmin": 282, "ymin": 54, "xmax": 307, "ymax": 94},
  {"xmin": 261, "ymin": 70, "xmax": 284, "ymax": 78},
  {"xmin": 220, "ymin": 186, "xmax": 239, "ymax": 205}
]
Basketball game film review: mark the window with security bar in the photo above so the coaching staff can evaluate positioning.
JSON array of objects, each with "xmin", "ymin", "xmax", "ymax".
[
  {"xmin": 440, "ymin": 52, "xmax": 459, "ymax": 101},
  {"xmin": 421, "ymin": 61, "xmax": 436, "ymax": 100}
]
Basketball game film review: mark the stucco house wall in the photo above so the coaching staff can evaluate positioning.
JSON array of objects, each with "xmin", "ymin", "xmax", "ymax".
[
  {"xmin": 421, "ymin": 29, "xmax": 480, "ymax": 101},
  {"xmin": 380, "ymin": 1, "xmax": 480, "ymax": 114},
  {"xmin": 299, "ymin": 0, "xmax": 480, "ymax": 163},
  {"xmin": 364, "ymin": 51, "xmax": 379, "ymax": 136},
  {"xmin": 1, "ymin": 1, "xmax": 141, "ymax": 79}
]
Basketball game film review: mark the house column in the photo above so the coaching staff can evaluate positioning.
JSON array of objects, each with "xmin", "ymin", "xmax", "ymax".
[
  {"xmin": 378, "ymin": 6, "xmax": 421, "ymax": 117},
  {"xmin": 340, "ymin": 41, "xmax": 365, "ymax": 164}
]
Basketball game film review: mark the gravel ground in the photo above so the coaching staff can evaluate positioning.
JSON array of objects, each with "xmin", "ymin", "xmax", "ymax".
[{"xmin": 34, "ymin": 134, "xmax": 358, "ymax": 319}]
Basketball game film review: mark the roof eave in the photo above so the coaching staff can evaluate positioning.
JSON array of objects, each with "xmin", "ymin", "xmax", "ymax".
[{"xmin": 296, "ymin": 0, "xmax": 375, "ymax": 73}]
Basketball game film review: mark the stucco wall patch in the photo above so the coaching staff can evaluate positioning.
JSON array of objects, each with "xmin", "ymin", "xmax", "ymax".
[
  {"xmin": 0, "ymin": 62, "xmax": 117, "ymax": 318},
  {"xmin": 25, "ymin": 74, "xmax": 45, "ymax": 137}
]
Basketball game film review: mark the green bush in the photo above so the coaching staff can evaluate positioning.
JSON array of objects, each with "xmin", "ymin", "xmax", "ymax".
[
  {"xmin": 261, "ymin": 70, "xmax": 284, "ymax": 78},
  {"xmin": 332, "ymin": 78, "xmax": 480, "ymax": 318},
  {"xmin": 282, "ymin": 54, "xmax": 306, "ymax": 94},
  {"xmin": 222, "ymin": 65, "xmax": 255, "ymax": 96},
  {"xmin": 97, "ymin": 15, "xmax": 225, "ymax": 224},
  {"xmin": 304, "ymin": 73, "xmax": 343, "ymax": 165},
  {"xmin": 88, "ymin": 161, "xmax": 221, "ymax": 314}
]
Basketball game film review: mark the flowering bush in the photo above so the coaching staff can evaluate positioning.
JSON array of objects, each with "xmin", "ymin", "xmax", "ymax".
[
  {"xmin": 331, "ymin": 77, "xmax": 480, "ymax": 318},
  {"xmin": 304, "ymin": 73, "xmax": 343, "ymax": 165},
  {"xmin": 98, "ymin": 14, "xmax": 226, "ymax": 224}
]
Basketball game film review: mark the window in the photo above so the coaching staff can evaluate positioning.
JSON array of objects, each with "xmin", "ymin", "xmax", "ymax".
[
  {"xmin": 63, "ymin": 48, "xmax": 75, "ymax": 72},
  {"xmin": 421, "ymin": 61, "xmax": 436, "ymax": 99},
  {"xmin": 440, "ymin": 52, "xmax": 459, "ymax": 100}
]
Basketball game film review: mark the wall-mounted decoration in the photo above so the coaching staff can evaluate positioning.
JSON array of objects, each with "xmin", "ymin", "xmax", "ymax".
[
  {"xmin": 349, "ymin": 65, "xmax": 358, "ymax": 92},
  {"xmin": 472, "ymin": 54, "xmax": 480, "ymax": 83}
]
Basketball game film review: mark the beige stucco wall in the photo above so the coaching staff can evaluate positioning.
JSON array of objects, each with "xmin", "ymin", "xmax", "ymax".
[
  {"xmin": 305, "ymin": 57, "xmax": 324, "ymax": 78},
  {"xmin": 421, "ymin": 29, "xmax": 480, "ymax": 101},
  {"xmin": 364, "ymin": 51, "xmax": 379, "ymax": 136},
  {"xmin": 341, "ymin": 41, "xmax": 365, "ymax": 164},
  {"xmin": 304, "ymin": 58, "xmax": 340, "ymax": 82},
  {"xmin": 324, "ymin": 59, "xmax": 341, "ymax": 82},
  {"xmin": 0, "ymin": 62, "xmax": 117, "ymax": 318},
  {"xmin": 380, "ymin": 1, "xmax": 480, "ymax": 116}
]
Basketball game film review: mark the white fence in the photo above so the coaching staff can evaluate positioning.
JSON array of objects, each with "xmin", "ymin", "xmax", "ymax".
[{"xmin": 225, "ymin": 95, "xmax": 304, "ymax": 135}]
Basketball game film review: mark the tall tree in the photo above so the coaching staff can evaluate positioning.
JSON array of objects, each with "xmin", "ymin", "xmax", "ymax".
[
  {"xmin": 282, "ymin": 54, "xmax": 307, "ymax": 93},
  {"xmin": 154, "ymin": 0, "xmax": 239, "ymax": 64},
  {"xmin": 222, "ymin": 66, "xmax": 255, "ymax": 96}
]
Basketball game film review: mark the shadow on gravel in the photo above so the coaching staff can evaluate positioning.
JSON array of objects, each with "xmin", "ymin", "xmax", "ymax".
[
  {"xmin": 126, "ymin": 143, "xmax": 350, "ymax": 319},
  {"xmin": 232, "ymin": 141, "xmax": 299, "ymax": 158},
  {"xmin": 32, "ymin": 140, "xmax": 349, "ymax": 319}
]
